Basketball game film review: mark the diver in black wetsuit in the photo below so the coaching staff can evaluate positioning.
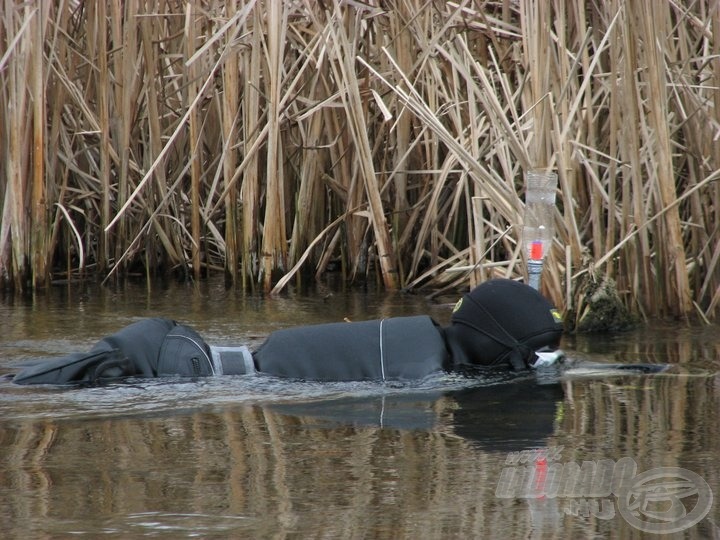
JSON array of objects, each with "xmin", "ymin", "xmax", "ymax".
[{"xmin": 10, "ymin": 279, "xmax": 564, "ymax": 385}]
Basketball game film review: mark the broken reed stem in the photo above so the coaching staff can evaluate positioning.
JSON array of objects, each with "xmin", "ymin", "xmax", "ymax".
[{"xmin": 1, "ymin": 0, "xmax": 720, "ymax": 320}]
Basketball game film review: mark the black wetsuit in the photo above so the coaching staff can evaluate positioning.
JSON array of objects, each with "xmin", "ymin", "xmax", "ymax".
[
  {"xmin": 254, "ymin": 316, "xmax": 449, "ymax": 381},
  {"xmin": 11, "ymin": 279, "xmax": 564, "ymax": 385}
]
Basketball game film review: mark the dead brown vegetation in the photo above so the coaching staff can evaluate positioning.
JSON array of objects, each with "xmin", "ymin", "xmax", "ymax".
[{"xmin": 1, "ymin": 1, "xmax": 719, "ymax": 320}]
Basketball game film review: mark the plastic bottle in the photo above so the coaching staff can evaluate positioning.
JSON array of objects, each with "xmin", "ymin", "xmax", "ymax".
[{"xmin": 523, "ymin": 170, "xmax": 558, "ymax": 289}]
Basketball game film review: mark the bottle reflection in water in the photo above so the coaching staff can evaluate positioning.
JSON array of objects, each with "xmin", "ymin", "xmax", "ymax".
[{"xmin": 523, "ymin": 170, "xmax": 558, "ymax": 289}]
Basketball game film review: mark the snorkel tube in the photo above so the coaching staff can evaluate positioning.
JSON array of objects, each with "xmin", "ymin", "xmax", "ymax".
[
  {"xmin": 523, "ymin": 170, "xmax": 558, "ymax": 291},
  {"xmin": 522, "ymin": 169, "xmax": 562, "ymax": 368}
]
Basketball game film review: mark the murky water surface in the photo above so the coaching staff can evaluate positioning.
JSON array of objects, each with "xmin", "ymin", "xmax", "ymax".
[{"xmin": 1, "ymin": 279, "xmax": 719, "ymax": 538}]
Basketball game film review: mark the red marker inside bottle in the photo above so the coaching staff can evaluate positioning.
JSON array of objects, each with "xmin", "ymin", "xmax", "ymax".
[{"xmin": 530, "ymin": 241, "xmax": 543, "ymax": 261}]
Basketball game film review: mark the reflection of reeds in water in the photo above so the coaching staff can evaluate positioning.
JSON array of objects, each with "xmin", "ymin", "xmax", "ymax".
[
  {"xmin": 1, "ymin": 2, "xmax": 719, "ymax": 317},
  {"xmin": 2, "ymin": 377, "xmax": 718, "ymax": 538},
  {"xmin": 0, "ymin": 403, "xmax": 499, "ymax": 538},
  {"xmin": 559, "ymin": 375, "xmax": 720, "ymax": 495}
]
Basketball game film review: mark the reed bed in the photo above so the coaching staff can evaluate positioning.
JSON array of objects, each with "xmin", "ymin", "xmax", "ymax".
[{"xmin": 1, "ymin": 0, "xmax": 719, "ymax": 320}]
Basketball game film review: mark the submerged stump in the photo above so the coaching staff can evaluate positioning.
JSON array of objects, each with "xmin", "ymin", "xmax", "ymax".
[{"xmin": 571, "ymin": 275, "xmax": 637, "ymax": 333}]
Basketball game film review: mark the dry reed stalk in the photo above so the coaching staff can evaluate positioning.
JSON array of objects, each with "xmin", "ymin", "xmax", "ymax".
[
  {"xmin": 30, "ymin": 4, "xmax": 48, "ymax": 288},
  {"xmin": 318, "ymin": 91, "xmax": 362, "ymax": 281},
  {"xmin": 617, "ymin": 5, "xmax": 654, "ymax": 313},
  {"xmin": 550, "ymin": 7, "xmax": 619, "ymax": 304},
  {"xmin": 221, "ymin": 1, "xmax": 240, "ymax": 284},
  {"xmin": 713, "ymin": 7, "xmax": 720, "ymax": 316},
  {"xmin": 3, "ymin": 0, "xmax": 720, "ymax": 321},
  {"xmin": 470, "ymin": 196, "xmax": 485, "ymax": 287},
  {"xmin": 92, "ymin": 0, "xmax": 111, "ymax": 273},
  {"xmin": 45, "ymin": 5, "xmax": 70, "ymax": 275},
  {"xmin": 572, "ymin": 2, "xmax": 602, "ymax": 263},
  {"xmin": 689, "ymin": 0, "xmax": 720, "ymax": 318},
  {"xmin": 327, "ymin": 5, "xmax": 397, "ymax": 289},
  {"xmin": 519, "ymin": 1, "xmax": 552, "ymax": 168},
  {"xmin": 387, "ymin": 5, "xmax": 413, "ymax": 239},
  {"xmin": 256, "ymin": 7, "xmax": 335, "ymax": 284},
  {"xmin": 105, "ymin": 6, "xmax": 228, "ymax": 265},
  {"xmin": 240, "ymin": 7, "xmax": 262, "ymax": 290},
  {"xmin": 605, "ymin": 0, "xmax": 622, "ymax": 269},
  {"xmin": 364, "ymin": 22, "xmax": 524, "ymax": 289},
  {"xmin": 112, "ymin": 0, "xmax": 137, "ymax": 271},
  {"xmin": 637, "ymin": 1, "xmax": 692, "ymax": 316},
  {"xmin": 1, "ymin": 1, "xmax": 31, "ymax": 288},
  {"xmin": 138, "ymin": 7, "xmax": 182, "ymax": 269},
  {"xmin": 361, "ymin": 54, "xmax": 513, "ymax": 216},
  {"xmin": 288, "ymin": 85, "xmax": 327, "ymax": 271},
  {"xmin": 332, "ymin": 108, "xmax": 367, "ymax": 283},
  {"xmin": 260, "ymin": 0, "xmax": 288, "ymax": 291},
  {"xmin": 272, "ymin": 213, "xmax": 347, "ymax": 295},
  {"xmin": 185, "ymin": 3, "xmax": 202, "ymax": 281}
]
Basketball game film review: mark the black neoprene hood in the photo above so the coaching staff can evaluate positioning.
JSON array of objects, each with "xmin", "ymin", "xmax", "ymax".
[{"xmin": 444, "ymin": 279, "xmax": 564, "ymax": 369}]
